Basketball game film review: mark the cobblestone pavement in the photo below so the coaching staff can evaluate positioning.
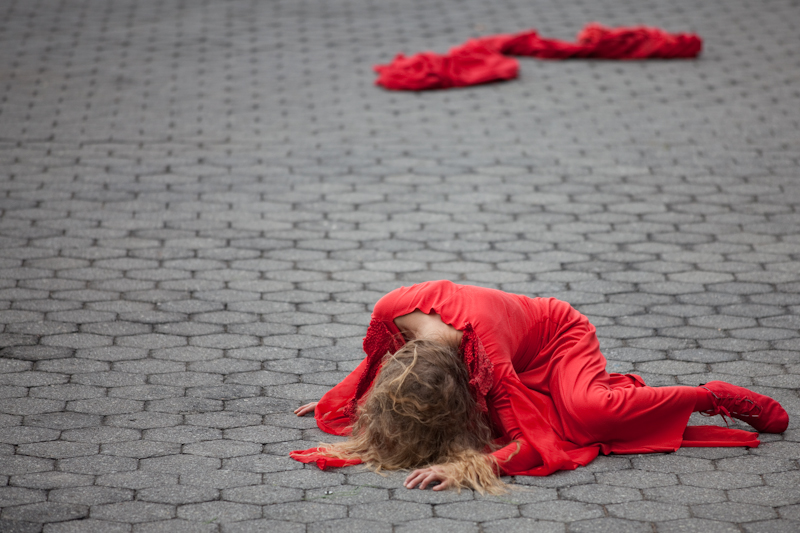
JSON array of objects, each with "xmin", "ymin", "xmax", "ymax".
[{"xmin": 1, "ymin": 0, "xmax": 799, "ymax": 531}]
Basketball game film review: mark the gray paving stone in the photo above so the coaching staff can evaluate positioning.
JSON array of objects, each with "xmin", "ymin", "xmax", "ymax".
[
  {"xmin": 221, "ymin": 485, "xmax": 302, "ymax": 505},
  {"xmin": 0, "ymin": 487, "xmax": 46, "ymax": 507},
  {"xmin": 396, "ymin": 517, "xmax": 480, "ymax": 533},
  {"xmin": 309, "ymin": 518, "xmax": 392, "ymax": 533},
  {"xmin": 0, "ymin": 457, "xmax": 54, "ymax": 476},
  {"xmin": 606, "ymin": 501, "xmax": 690, "ymax": 521},
  {"xmin": 131, "ymin": 520, "xmax": 214, "ymax": 533},
  {"xmin": 10, "ymin": 472, "xmax": 93, "ymax": 490},
  {"xmin": 48, "ymin": 486, "xmax": 133, "ymax": 506},
  {"xmin": 656, "ymin": 519, "xmax": 739, "ymax": 533},
  {"xmin": 137, "ymin": 486, "xmax": 219, "ymax": 506},
  {"xmin": 392, "ymin": 487, "xmax": 470, "ymax": 506},
  {"xmin": 728, "ymin": 486, "xmax": 800, "ymax": 508},
  {"xmin": 560, "ymin": 484, "xmax": 641, "ymax": 505},
  {"xmin": 0, "ymin": 427, "xmax": 60, "ymax": 445},
  {"xmin": 568, "ymin": 517, "xmax": 651, "ymax": 533},
  {"xmin": 742, "ymin": 520, "xmax": 800, "ymax": 533},
  {"xmin": 631, "ymin": 455, "xmax": 714, "ymax": 474},
  {"xmin": 96, "ymin": 471, "xmax": 178, "ymax": 490},
  {"xmin": 179, "ymin": 470, "xmax": 261, "ymax": 490},
  {"xmin": 349, "ymin": 500, "xmax": 433, "ymax": 523},
  {"xmin": 689, "ymin": 457, "xmax": 772, "ymax": 483},
  {"xmin": 514, "ymin": 469, "xmax": 596, "ymax": 489},
  {"xmin": 3, "ymin": 399, "xmax": 65, "ymax": 416},
  {"xmin": 16, "ymin": 441, "xmax": 98, "ymax": 459},
  {"xmin": 643, "ymin": 484, "xmax": 726, "ymax": 505},
  {"xmin": 177, "ymin": 501, "xmax": 261, "ymax": 522},
  {"xmin": 57, "ymin": 455, "xmax": 137, "ymax": 475},
  {"xmin": 521, "ymin": 500, "xmax": 605, "ymax": 522},
  {"xmin": 43, "ymin": 519, "xmax": 131, "ymax": 533},
  {"xmin": 596, "ymin": 470, "xmax": 677, "ymax": 489},
  {"xmin": 263, "ymin": 501, "xmax": 347, "ymax": 522},
  {"xmin": 0, "ymin": 413, "xmax": 21, "ymax": 427},
  {"xmin": 2, "ymin": 502, "xmax": 88, "ymax": 523},
  {"xmin": 90, "ymin": 501, "xmax": 174, "ymax": 523},
  {"xmin": 184, "ymin": 413, "xmax": 262, "ymax": 429},
  {"xmin": 691, "ymin": 502, "xmax": 778, "ymax": 523},
  {"xmin": 484, "ymin": 517, "xmax": 565, "ymax": 533},
  {"xmin": 435, "ymin": 500, "xmax": 518, "ymax": 521},
  {"xmin": 778, "ymin": 504, "xmax": 800, "ymax": 520},
  {"xmin": 264, "ymin": 469, "xmax": 346, "ymax": 490},
  {"xmin": 764, "ymin": 471, "xmax": 800, "ymax": 489},
  {"xmin": 60, "ymin": 427, "xmax": 141, "ymax": 444},
  {"xmin": 105, "ymin": 412, "xmax": 182, "ymax": 430},
  {"xmin": 0, "ymin": 519, "xmax": 42, "ymax": 533},
  {"xmin": 479, "ymin": 487, "xmax": 556, "ymax": 505},
  {"xmin": 140, "ymin": 454, "xmax": 221, "ymax": 474},
  {"xmin": 225, "ymin": 397, "xmax": 296, "ymax": 416},
  {"xmin": 223, "ymin": 454, "xmax": 303, "ymax": 474},
  {"xmin": 221, "ymin": 519, "xmax": 303, "ymax": 533},
  {"xmin": 183, "ymin": 440, "xmax": 262, "ymax": 459}
]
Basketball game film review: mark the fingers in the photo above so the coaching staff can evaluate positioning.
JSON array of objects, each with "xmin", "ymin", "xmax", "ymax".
[
  {"xmin": 404, "ymin": 468, "xmax": 431, "ymax": 489},
  {"xmin": 432, "ymin": 478, "xmax": 450, "ymax": 491},
  {"xmin": 404, "ymin": 468, "xmax": 448, "ymax": 490},
  {"xmin": 403, "ymin": 469, "xmax": 425, "ymax": 489},
  {"xmin": 293, "ymin": 402, "xmax": 318, "ymax": 416}
]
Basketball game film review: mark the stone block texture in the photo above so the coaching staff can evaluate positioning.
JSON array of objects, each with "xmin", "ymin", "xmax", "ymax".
[{"xmin": 0, "ymin": 0, "xmax": 798, "ymax": 530}]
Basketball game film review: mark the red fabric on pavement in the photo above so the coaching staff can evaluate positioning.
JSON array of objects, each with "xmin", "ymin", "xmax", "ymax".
[
  {"xmin": 374, "ymin": 23, "xmax": 702, "ymax": 90},
  {"xmin": 373, "ymin": 44, "xmax": 519, "ymax": 91}
]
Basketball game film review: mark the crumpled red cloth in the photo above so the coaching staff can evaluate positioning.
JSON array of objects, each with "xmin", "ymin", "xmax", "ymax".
[{"xmin": 374, "ymin": 22, "xmax": 703, "ymax": 90}]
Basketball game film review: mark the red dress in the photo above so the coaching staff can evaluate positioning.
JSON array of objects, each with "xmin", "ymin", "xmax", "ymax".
[{"xmin": 292, "ymin": 280, "xmax": 760, "ymax": 476}]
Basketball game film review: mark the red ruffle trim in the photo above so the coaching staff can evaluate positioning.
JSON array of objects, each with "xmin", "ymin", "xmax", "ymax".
[
  {"xmin": 459, "ymin": 323, "xmax": 493, "ymax": 413},
  {"xmin": 345, "ymin": 319, "xmax": 405, "ymax": 418},
  {"xmin": 374, "ymin": 22, "xmax": 703, "ymax": 90}
]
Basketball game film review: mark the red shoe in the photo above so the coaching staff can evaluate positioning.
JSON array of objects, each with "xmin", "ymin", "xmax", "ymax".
[{"xmin": 700, "ymin": 381, "xmax": 789, "ymax": 433}]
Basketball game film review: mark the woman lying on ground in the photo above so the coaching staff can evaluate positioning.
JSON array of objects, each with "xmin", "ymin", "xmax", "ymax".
[{"xmin": 291, "ymin": 280, "xmax": 789, "ymax": 494}]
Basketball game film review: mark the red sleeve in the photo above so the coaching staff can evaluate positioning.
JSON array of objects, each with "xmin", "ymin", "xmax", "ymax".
[{"xmin": 315, "ymin": 356, "xmax": 370, "ymax": 436}]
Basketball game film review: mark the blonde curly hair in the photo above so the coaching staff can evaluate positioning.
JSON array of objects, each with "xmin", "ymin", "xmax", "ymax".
[{"xmin": 321, "ymin": 339, "xmax": 506, "ymax": 494}]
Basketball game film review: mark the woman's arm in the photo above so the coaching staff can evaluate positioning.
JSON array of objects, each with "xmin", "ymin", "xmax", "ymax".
[{"xmin": 394, "ymin": 310, "xmax": 463, "ymax": 346}]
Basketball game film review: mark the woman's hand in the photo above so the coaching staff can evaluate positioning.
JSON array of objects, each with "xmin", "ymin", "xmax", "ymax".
[
  {"xmin": 404, "ymin": 465, "xmax": 452, "ymax": 491},
  {"xmin": 294, "ymin": 402, "xmax": 318, "ymax": 416}
]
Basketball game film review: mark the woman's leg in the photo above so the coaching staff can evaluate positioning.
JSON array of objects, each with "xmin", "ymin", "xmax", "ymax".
[
  {"xmin": 544, "ymin": 311, "xmax": 698, "ymax": 452},
  {"xmin": 541, "ymin": 301, "xmax": 788, "ymax": 453}
]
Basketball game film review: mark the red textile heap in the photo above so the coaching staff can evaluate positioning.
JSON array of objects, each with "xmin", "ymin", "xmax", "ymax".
[{"xmin": 374, "ymin": 23, "xmax": 703, "ymax": 91}]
